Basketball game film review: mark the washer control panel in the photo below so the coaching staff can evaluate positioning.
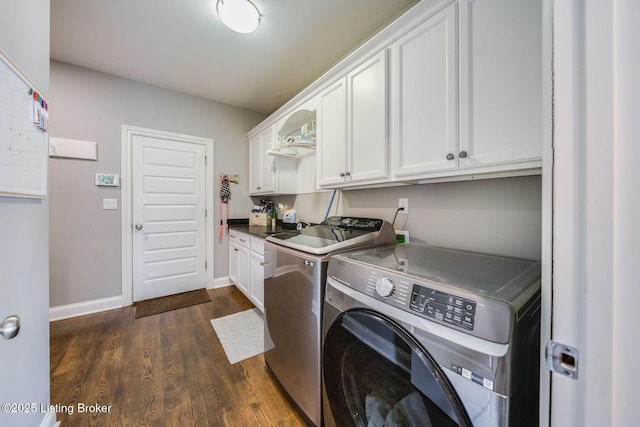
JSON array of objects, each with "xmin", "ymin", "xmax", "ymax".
[
  {"xmin": 365, "ymin": 272, "xmax": 410, "ymax": 308},
  {"xmin": 320, "ymin": 216, "xmax": 384, "ymax": 231},
  {"xmin": 410, "ymin": 284, "xmax": 477, "ymax": 330},
  {"xmin": 375, "ymin": 276, "xmax": 395, "ymax": 297}
]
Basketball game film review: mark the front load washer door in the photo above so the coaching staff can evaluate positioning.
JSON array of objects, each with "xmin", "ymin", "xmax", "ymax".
[{"xmin": 323, "ymin": 309, "xmax": 472, "ymax": 427}]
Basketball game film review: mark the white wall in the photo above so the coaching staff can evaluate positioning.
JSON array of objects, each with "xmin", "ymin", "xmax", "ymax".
[
  {"xmin": 49, "ymin": 61, "xmax": 265, "ymax": 308},
  {"xmin": 273, "ymin": 176, "xmax": 542, "ymax": 261},
  {"xmin": 0, "ymin": 1, "xmax": 52, "ymax": 426}
]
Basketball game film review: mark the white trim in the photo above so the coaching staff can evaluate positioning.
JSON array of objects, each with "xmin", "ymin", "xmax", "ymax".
[
  {"xmin": 39, "ymin": 412, "xmax": 59, "ymax": 427},
  {"xmin": 49, "ymin": 296, "xmax": 124, "ymax": 322},
  {"xmin": 121, "ymin": 125, "xmax": 215, "ymax": 306},
  {"xmin": 551, "ymin": 0, "xmax": 625, "ymax": 425},
  {"xmin": 210, "ymin": 276, "xmax": 232, "ymax": 289},
  {"xmin": 538, "ymin": 0, "xmax": 553, "ymax": 425}
]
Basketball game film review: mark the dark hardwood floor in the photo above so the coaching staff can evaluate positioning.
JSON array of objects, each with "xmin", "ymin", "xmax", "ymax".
[{"xmin": 50, "ymin": 286, "xmax": 307, "ymax": 427}]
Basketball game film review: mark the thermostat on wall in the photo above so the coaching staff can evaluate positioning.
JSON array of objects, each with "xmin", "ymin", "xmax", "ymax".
[{"xmin": 95, "ymin": 173, "xmax": 119, "ymax": 187}]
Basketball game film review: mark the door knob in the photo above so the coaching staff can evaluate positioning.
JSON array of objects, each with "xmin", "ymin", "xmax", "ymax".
[
  {"xmin": 135, "ymin": 224, "xmax": 143, "ymax": 230},
  {"xmin": 459, "ymin": 151, "xmax": 468, "ymax": 158},
  {"xmin": 0, "ymin": 315, "xmax": 20, "ymax": 340},
  {"xmin": 446, "ymin": 153, "xmax": 455, "ymax": 160}
]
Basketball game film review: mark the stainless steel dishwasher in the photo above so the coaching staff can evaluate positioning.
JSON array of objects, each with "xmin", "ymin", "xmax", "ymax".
[{"xmin": 263, "ymin": 217, "xmax": 396, "ymax": 426}]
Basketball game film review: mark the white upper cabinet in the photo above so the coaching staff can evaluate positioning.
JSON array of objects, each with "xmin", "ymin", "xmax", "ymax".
[
  {"xmin": 317, "ymin": 50, "xmax": 389, "ymax": 188},
  {"xmin": 458, "ymin": 0, "xmax": 542, "ymax": 171},
  {"xmin": 249, "ymin": 0, "xmax": 545, "ymax": 189},
  {"xmin": 391, "ymin": 0, "xmax": 543, "ymax": 181},
  {"xmin": 317, "ymin": 79, "xmax": 347, "ymax": 187},
  {"xmin": 249, "ymin": 125, "xmax": 297, "ymax": 195},
  {"xmin": 391, "ymin": 2, "xmax": 458, "ymax": 177},
  {"xmin": 348, "ymin": 51, "xmax": 389, "ymax": 183},
  {"xmin": 249, "ymin": 126, "xmax": 274, "ymax": 194}
]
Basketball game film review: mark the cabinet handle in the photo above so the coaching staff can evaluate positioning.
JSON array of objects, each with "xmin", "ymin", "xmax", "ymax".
[
  {"xmin": 345, "ymin": 171, "xmax": 351, "ymax": 176},
  {"xmin": 234, "ymin": 248, "xmax": 239, "ymax": 252},
  {"xmin": 340, "ymin": 172, "xmax": 345, "ymax": 177},
  {"xmin": 260, "ymin": 262, "xmax": 264, "ymax": 266},
  {"xmin": 240, "ymin": 238, "xmax": 246, "ymax": 243},
  {"xmin": 459, "ymin": 151, "xmax": 468, "ymax": 159},
  {"xmin": 256, "ymin": 186, "xmax": 262, "ymax": 190},
  {"xmin": 446, "ymin": 153, "xmax": 455, "ymax": 160}
]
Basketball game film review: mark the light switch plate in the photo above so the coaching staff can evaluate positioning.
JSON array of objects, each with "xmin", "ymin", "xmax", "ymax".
[{"xmin": 103, "ymin": 198, "xmax": 118, "ymax": 210}]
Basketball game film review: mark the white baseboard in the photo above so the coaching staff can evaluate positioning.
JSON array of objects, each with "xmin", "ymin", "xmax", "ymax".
[
  {"xmin": 50, "ymin": 280, "xmax": 232, "ymax": 321},
  {"xmin": 49, "ymin": 296, "xmax": 124, "ymax": 321},
  {"xmin": 39, "ymin": 411, "xmax": 59, "ymax": 427},
  {"xmin": 209, "ymin": 276, "xmax": 232, "ymax": 289}
]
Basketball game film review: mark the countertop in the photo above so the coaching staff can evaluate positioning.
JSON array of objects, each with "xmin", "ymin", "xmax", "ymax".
[{"xmin": 227, "ymin": 219, "xmax": 295, "ymax": 240}]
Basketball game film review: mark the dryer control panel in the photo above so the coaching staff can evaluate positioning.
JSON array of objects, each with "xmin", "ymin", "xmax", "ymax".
[{"xmin": 410, "ymin": 285, "xmax": 477, "ymax": 331}]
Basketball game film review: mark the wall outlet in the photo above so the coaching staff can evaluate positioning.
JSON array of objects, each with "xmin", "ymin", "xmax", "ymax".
[{"xmin": 398, "ymin": 198, "xmax": 408, "ymax": 214}]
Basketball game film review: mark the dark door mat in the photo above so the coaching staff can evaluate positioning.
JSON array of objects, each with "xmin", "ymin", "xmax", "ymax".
[{"xmin": 135, "ymin": 289, "xmax": 212, "ymax": 319}]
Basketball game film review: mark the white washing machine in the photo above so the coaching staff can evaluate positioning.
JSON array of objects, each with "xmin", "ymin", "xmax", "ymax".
[{"xmin": 322, "ymin": 243, "xmax": 541, "ymax": 427}]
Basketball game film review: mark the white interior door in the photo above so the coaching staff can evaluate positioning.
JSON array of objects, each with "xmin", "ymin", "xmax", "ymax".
[{"xmin": 132, "ymin": 134, "xmax": 206, "ymax": 301}]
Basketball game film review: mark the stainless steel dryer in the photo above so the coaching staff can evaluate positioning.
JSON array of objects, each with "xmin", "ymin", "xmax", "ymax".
[{"xmin": 322, "ymin": 243, "xmax": 541, "ymax": 427}]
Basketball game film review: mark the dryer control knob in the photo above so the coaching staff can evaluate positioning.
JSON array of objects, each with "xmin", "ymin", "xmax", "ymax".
[{"xmin": 375, "ymin": 277, "xmax": 395, "ymax": 298}]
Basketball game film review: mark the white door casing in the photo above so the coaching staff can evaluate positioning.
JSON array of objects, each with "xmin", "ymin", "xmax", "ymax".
[
  {"xmin": 122, "ymin": 126, "xmax": 214, "ymax": 304},
  {"xmin": 550, "ymin": 0, "xmax": 640, "ymax": 426}
]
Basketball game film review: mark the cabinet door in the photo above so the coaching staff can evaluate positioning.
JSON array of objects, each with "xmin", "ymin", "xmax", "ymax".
[
  {"xmin": 229, "ymin": 241, "xmax": 250, "ymax": 297},
  {"xmin": 236, "ymin": 244, "xmax": 251, "ymax": 297},
  {"xmin": 391, "ymin": 2, "xmax": 458, "ymax": 178},
  {"xmin": 348, "ymin": 50, "xmax": 389, "ymax": 183},
  {"xmin": 317, "ymin": 78, "xmax": 348, "ymax": 187},
  {"xmin": 259, "ymin": 127, "xmax": 275, "ymax": 192},
  {"xmin": 249, "ymin": 127, "xmax": 276, "ymax": 194},
  {"xmin": 249, "ymin": 135, "xmax": 262, "ymax": 193},
  {"xmin": 228, "ymin": 241, "xmax": 240, "ymax": 285},
  {"xmin": 250, "ymin": 251, "xmax": 265, "ymax": 312},
  {"xmin": 458, "ymin": 0, "xmax": 542, "ymax": 169}
]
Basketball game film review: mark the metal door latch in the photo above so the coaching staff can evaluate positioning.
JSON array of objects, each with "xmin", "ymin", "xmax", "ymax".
[
  {"xmin": 546, "ymin": 340, "xmax": 579, "ymax": 379},
  {"xmin": 0, "ymin": 315, "xmax": 20, "ymax": 340}
]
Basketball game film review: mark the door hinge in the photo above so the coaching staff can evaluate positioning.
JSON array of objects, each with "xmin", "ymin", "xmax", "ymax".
[
  {"xmin": 546, "ymin": 340, "xmax": 579, "ymax": 379},
  {"xmin": 205, "ymin": 155, "xmax": 208, "ymax": 165},
  {"xmin": 205, "ymin": 209, "xmax": 208, "ymax": 218},
  {"xmin": 205, "ymin": 261, "xmax": 208, "ymax": 270}
]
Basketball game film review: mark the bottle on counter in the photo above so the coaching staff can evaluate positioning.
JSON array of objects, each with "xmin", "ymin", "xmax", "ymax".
[{"xmin": 271, "ymin": 208, "xmax": 277, "ymax": 230}]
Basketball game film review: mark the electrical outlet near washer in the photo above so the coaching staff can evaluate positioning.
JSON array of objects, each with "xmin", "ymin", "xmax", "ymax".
[{"xmin": 398, "ymin": 198, "xmax": 408, "ymax": 214}]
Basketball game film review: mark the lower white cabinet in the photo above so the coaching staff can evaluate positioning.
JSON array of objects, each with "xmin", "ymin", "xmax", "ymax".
[
  {"xmin": 250, "ymin": 251, "xmax": 265, "ymax": 312},
  {"xmin": 228, "ymin": 230, "xmax": 266, "ymax": 312},
  {"xmin": 229, "ymin": 232, "xmax": 250, "ymax": 297}
]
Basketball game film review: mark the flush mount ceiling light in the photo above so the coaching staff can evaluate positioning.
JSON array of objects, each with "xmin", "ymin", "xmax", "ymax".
[{"xmin": 216, "ymin": 0, "xmax": 261, "ymax": 34}]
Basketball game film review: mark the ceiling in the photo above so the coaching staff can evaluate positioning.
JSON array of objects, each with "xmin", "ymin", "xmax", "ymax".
[{"xmin": 50, "ymin": 0, "xmax": 419, "ymax": 115}]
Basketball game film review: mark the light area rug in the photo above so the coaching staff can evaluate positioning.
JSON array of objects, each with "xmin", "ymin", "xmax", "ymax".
[{"xmin": 210, "ymin": 308, "xmax": 274, "ymax": 364}]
